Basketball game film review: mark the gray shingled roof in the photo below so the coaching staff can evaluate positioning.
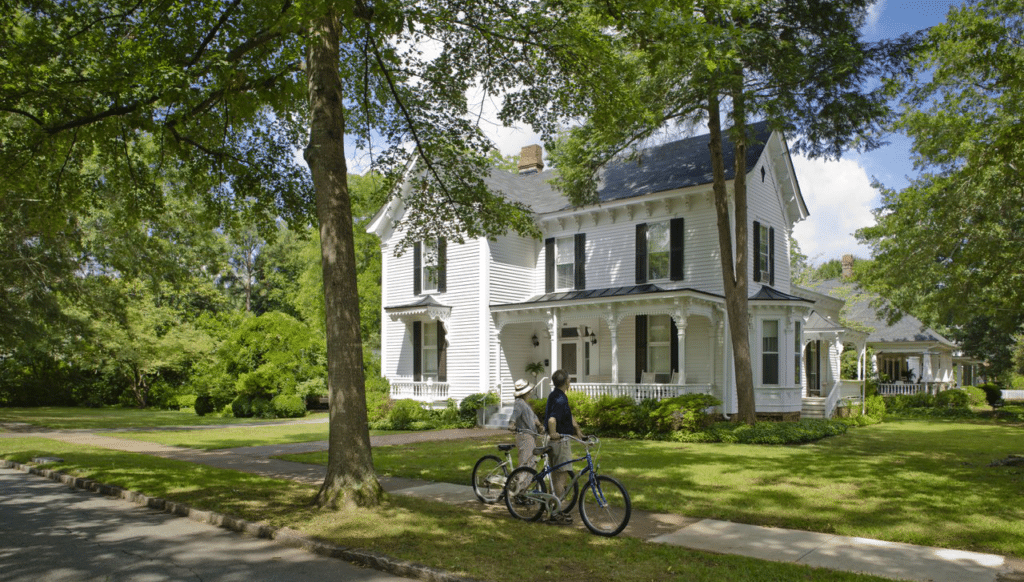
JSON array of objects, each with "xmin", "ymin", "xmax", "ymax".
[
  {"xmin": 484, "ymin": 121, "xmax": 772, "ymax": 214},
  {"xmin": 806, "ymin": 279, "xmax": 956, "ymax": 346}
]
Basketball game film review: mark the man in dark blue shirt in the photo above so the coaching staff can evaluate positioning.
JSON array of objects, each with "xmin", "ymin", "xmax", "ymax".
[{"xmin": 545, "ymin": 369, "xmax": 584, "ymax": 524}]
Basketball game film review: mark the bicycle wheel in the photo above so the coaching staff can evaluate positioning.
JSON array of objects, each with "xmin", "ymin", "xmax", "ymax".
[
  {"xmin": 579, "ymin": 475, "xmax": 631, "ymax": 537},
  {"xmin": 504, "ymin": 467, "xmax": 546, "ymax": 521},
  {"xmin": 471, "ymin": 455, "xmax": 508, "ymax": 503}
]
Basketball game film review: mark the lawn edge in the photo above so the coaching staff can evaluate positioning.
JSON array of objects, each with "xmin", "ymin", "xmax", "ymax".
[{"xmin": 0, "ymin": 458, "xmax": 482, "ymax": 582}]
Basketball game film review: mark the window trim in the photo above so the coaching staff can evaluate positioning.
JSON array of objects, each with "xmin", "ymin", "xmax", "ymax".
[{"xmin": 761, "ymin": 319, "xmax": 780, "ymax": 386}]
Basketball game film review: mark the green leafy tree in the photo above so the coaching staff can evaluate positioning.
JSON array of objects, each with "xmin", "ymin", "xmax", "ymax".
[
  {"xmin": 2, "ymin": 0, "xmax": 603, "ymax": 507},
  {"xmin": 856, "ymin": 0, "xmax": 1024, "ymax": 377},
  {"xmin": 549, "ymin": 0, "xmax": 915, "ymax": 424}
]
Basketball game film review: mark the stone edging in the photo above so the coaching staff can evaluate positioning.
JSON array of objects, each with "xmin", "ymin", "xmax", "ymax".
[{"xmin": 1, "ymin": 459, "xmax": 480, "ymax": 582}]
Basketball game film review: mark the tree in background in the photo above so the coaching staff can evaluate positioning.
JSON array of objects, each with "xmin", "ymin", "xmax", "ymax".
[
  {"xmin": 550, "ymin": 0, "xmax": 915, "ymax": 424},
  {"xmin": 856, "ymin": 0, "xmax": 1024, "ymax": 380}
]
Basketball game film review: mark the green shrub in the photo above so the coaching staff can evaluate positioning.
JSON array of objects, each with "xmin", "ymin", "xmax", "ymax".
[
  {"xmin": 935, "ymin": 389, "xmax": 970, "ymax": 409},
  {"xmin": 194, "ymin": 394, "xmax": 215, "ymax": 416},
  {"xmin": 176, "ymin": 394, "xmax": 198, "ymax": 409},
  {"xmin": 566, "ymin": 391, "xmax": 597, "ymax": 427},
  {"xmin": 979, "ymin": 383, "xmax": 1003, "ymax": 408},
  {"xmin": 961, "ymin": 385, "xmax": 987, "ymax": 407},
  {"xmin": 251, "ymin": 397, "xmax": 273, "ymax": 418},
  {"xmin": 529, "ymin": 397, "xmax": 546, "ymax": 419},
  {"xmin": 389, "ymin": 399, "xmax": 427, "ymax": 430},
  {"xmin": 231, "ymin": 394, "xmax": 253, "ymax": 418},
  {"xmin": 652, "ymin": 394, "xmax": 721, "ymax": 433},
  {"xmin": 459, "ymin": 392, "xmax": 497, "ymax": 423},
  {"xmin": 272, "ymin": 393, "xmax": 307, "ymax": 418},
  {"xmin": 365, "ymin": 375, "xmax": 392, "ymax": 422},
  {"xmin": 886, "ymin": 393, "xmax": 933, "ymax": 413},
  {"xmin": 590, "ymin": 395, "xmax": 638, "ymax": 435}
]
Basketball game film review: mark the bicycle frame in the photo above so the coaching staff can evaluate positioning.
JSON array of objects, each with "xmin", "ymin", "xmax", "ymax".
[{"xmin": 523, "ymin": 435, "xmax": 600, "ymax": 516}]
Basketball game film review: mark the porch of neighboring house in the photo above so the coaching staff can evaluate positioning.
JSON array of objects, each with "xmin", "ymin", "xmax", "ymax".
[{"xmin": 875, "ymin": 351, "xmax": 955, "ymax": 396}]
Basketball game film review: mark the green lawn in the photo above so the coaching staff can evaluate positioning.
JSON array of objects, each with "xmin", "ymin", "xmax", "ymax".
[
  {"xmin": 0, "ymin": 437, "xmax": 890, "ymax": 582},
  {"xmin": 286, "ymin": 419, "xmax": 1024, "ymax": 558},
  {"xmin": 106, "ymin": 424, "xmax": 406, "ymax": 449},
  {"xmin": 0, "ymin": 406, "xmax": 329, "ymax": 430}
]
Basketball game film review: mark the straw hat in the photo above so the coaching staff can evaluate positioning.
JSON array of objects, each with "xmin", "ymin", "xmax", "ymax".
[{"xmin": 513, "ymin": 379, "xmax": 534, "ymax": 398}]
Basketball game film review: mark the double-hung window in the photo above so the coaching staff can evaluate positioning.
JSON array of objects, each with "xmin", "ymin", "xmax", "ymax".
[
  {"xmin": 545, "ymin": 234, "xmax": 586, "ymax": 292},
  {"xmin": 647, "ymin": 315, "xmax": 672, "ymax": 376},
  {"xmin": 753, "ymin": 221, "xmax": 774, "ymax": 285},
  {"xmin": 555, "ymin": 236, "xmax": 575, "ymax": 290},
  {"xmin": 422, "ymin": 321, "xmax": 438, "ymax": 380},
  {"xmin": 762, "ymin": 320, "xmax": 779, "ymax": 385},
  {"xmin": 636, "ymin": 218, "xmax": 684, "ymax": 284},
  {"xmin": 414, "ymin": 238, "xmax": 446, "ymax": 295}
]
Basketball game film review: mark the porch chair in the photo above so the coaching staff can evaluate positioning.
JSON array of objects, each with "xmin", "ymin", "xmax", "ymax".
[{"xmin": 640, "ymin": 371, "xmax": 657, "ymax": 384}]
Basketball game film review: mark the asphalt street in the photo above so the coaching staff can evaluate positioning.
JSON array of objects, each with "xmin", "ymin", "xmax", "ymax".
[{"xmin": 0, "ymin": 468, "xmax": 415, "ymax": 582}]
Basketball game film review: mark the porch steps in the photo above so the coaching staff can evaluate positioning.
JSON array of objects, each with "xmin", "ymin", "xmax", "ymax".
[
  {"xmin": 801, "ymin": 397, "xmax": 827, "ymax": 419},
  {"xmin": 482, "ymin": 405, "xmax": 515, "ymax": 430}
]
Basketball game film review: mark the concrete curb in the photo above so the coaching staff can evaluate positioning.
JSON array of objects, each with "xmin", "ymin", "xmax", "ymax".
[{"xmin": 1, "ymin": 459, "xmax": 481, "ymax": 582}]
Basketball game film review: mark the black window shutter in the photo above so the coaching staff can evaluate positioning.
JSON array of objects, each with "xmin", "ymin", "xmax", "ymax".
[
  {"xmin": 752, "ymin": 221, "xmax": 761, "ymax": 283},
  {"xmin": 437, "ymin": 238, "xmax": 447, "ymax": 293},
  {"xmin": 437, "ymin": 324, "xmax": 447, "ymax": 382},
  {"xmin": 768, "ymin": 227, "xmax": 775, "ymax": 287},
  {"xmin": 545, "ymin": 238, "xmax": 555, "ymax": 293},
  {"xmin": 635, "ymin": 315, "xmax": 647, "ymax": 383},
  {"xmin": 574, "ymin": 233, "xmax": 586, "ymax": 290},
  {"xmin": 413, "ymin": 242, "xmax": 422, "ymax": 295},
  {"xmin": 412, "ymin": 321, "xmax": 422, "ymax": 382},
  {"xmin": 635, "ymin": 224, "xmax": 648, "ymax": 284},
  {"xmin": 670, "ymin": 318, "xmax": 679, "ymax": 375},
  {"xmin": 670, "ymin": 217, "xmax": 685, "ymax": 281}
]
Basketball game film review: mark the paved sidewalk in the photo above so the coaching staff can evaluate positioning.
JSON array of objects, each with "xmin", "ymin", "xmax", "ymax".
[{"xmin": 9, "ymin": 426, "xmax": 1024, "ymax": 582}]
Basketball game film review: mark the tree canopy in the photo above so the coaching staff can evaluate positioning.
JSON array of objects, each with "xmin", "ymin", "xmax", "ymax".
[{"xmin": 855, "ymin": 0, "xmax": 1024, "ymax": 378}]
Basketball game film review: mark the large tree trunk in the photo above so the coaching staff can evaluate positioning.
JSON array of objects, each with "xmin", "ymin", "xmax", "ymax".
[
  {"xmin": 304, "ymin": 10, "xmax": 383, "ymax": 509},
  {"xmin": 707, "ymin": 96, "xmax": 756, "ymax": 425}
]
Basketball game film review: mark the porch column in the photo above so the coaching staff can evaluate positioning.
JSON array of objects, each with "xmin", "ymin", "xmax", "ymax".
[
  {"xmin": 493, "ymin": 326, "xmax": 502, "ymax": 402},
  {"xmin": 606, "ymin": 314, "xmax": 619, "ymax": 384},
  {"xmin": 548, "ymin": 309, "xmax": 559, "ymax": 374},
  {"xmin": 710, "ymin": 312, "xmax": 719, "ymax": 392},
  {"xmin": 674, "ymin": 316, "xmax": 687, "ymax": 384}
]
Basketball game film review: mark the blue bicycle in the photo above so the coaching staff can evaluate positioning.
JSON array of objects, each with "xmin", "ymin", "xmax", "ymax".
[{"xmin": 503, "ymin": 434, "xmax": 631, "ymax": 537}]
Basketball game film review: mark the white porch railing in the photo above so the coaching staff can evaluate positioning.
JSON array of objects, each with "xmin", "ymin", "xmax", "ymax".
[
  {"xmin": 390, "ymin": 381, "xmax": 450, "ymax": 401},
  {"xmin": 754, "ymin": 386, "xmax": 803, "ymax": 412},
  {"xmin": 571, "ymin": 382, "xmax": 713, "ymax": 403},
  {"xmin": 877, "ymin": 382, "xmax": 950, "ymax": 396},
  {"xmin": 823, "ymin": 380, "xmax": 842, "ymax": 418}
]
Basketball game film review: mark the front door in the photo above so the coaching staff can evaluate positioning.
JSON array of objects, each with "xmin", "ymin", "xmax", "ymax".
[
  {"xmin": 805, "ymin": 340, "xmax": 821, "ymax": 397},
  {"xmin": 560, "ymin": 340, "xmax": 580, "ymax": 383}
]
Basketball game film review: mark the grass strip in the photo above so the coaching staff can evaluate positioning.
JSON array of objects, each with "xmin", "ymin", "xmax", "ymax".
[
  {"xmin": 0, "ymin": 437, "xmax": 891, "ymax": 582},
  {"xmin": 0, "ymin": 406, "xmax": 329, "ymax": 430},
  {"xmin": 285, "ymin": 420, "xmax": 1024, "ymax": 558},
  {"xmin": 105, "ymin": 425, "xmax": 406, "ymax": 450}
]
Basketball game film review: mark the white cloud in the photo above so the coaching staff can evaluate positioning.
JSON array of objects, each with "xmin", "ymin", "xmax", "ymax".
[
  {"xmin": 865, "ymin": 0, "xmax": 886, "ymax": 32},
  {"xmin": 790, "ymin": 154, "xmax": 879, "ymax": 265}
]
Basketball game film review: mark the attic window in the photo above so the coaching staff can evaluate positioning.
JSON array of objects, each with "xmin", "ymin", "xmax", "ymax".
[{"xmin": 761, "ymin": 166, "xmax": 766, "ymax": 182}]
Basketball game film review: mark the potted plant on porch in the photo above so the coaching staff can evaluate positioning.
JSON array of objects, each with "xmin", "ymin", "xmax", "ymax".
[{"xmin": 526, "ymin": 361, "xmax": 545, "ymax": 381}]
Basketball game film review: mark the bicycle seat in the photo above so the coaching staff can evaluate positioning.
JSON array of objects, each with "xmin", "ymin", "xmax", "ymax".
[
  {"xmin": 497, "ymin": 444, "xmax": 514, "ymax": 452},
  {"xmin": 532, "ymin": 445, "xmax": 552, "ymax": 456}
]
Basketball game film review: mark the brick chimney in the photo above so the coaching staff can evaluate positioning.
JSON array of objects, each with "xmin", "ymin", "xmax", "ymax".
[
  {"xmin": 518, "ymin": 144, "xmax": 544, "ymax": 175},
  {"xmin": 842, "ymin": 254, "xmax": 854, "ymax": 279}
]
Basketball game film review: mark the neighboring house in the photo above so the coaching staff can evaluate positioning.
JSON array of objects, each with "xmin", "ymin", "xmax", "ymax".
[
  {"xmin": 369, "ymin": 122, "xmax": 854, "ymax": 420},
  {"xmin": 802, "ymin": 256, "xmax": 980, "ymax": 396}
]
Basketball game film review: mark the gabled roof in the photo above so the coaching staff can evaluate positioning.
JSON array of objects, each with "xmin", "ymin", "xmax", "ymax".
[
  {"xmin": 491, "ymin": 284, "xmax": 723, "ymax": 309},
  {"xmin": 593, "ymin": 121, "xmax": 772, "ymax": 205},
  {"xmin": 482, "ymin": 122, "xmax": 775, "ymax": 214},
  {"xmin": 805, "ymin": 279, "xmax": 957, "ymax": 347}
]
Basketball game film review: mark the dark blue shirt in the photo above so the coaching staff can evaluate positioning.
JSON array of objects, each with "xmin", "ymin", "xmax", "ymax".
[{"xmin": 545, "ymin": 388, "xmax": 574, "ymax": 435}]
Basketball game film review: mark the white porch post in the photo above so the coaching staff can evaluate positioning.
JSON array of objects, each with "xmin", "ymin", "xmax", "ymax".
[
  {"xmin": 674, "ymin": 316, "xmax": 687, "ymax": 384},
  {"xmin": 548, "ymin": 309, "xmax": 559, "ymax": 373},
  {"xmin": 606, "ymin": 314, "xmax": 619, "ymax": 384}
]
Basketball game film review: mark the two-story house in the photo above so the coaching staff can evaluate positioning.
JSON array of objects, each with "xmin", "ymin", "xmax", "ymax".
[{"xmin": 368, "ymin": 122, "xmax": 853, "ymax": 419}]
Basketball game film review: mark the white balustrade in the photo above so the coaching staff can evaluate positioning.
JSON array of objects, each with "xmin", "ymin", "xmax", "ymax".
[
  {"xmin": 389, "ymin": 380, "xmax": 450, "ymax": 401},
  {"xmin": 570, "ymin": 382, "xmax": 713, "ymax": 403}
]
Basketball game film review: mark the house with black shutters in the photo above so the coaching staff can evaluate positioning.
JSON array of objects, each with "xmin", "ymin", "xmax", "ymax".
[{"xmin": 367, "ymin": 122, "xmax": 857, "ymax": 419}]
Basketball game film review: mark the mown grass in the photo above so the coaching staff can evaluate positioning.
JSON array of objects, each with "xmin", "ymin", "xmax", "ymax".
[
  {"xmin": 0, "ymin": 437, "xmax": 890, "ymax": 582},
  {"xmin": 105, "ymin": 424, "xmax": 406, "ymax": 449},
  {"xmin": 0, "ymin": 406, "xmax": 329, "ymax": 430},
  {"xmin": 286, "ymin": 419, "xmax": 1024, "ymax": 558}
]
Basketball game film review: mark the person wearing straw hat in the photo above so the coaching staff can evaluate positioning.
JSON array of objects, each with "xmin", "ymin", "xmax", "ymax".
[{"xmin": 508, "ymin": 378, "xmax": 544, "ymax": 469}]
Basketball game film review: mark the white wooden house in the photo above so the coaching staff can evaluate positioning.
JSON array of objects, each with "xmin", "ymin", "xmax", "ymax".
[{"xmin": 368, "ymin": 122, "xmax": 854, "ymax": 419}]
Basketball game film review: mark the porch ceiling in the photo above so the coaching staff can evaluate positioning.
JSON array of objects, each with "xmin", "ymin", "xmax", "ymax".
[{"xmin": 491, "ymin": 284, "xmax": 724, "ymax": 313}]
